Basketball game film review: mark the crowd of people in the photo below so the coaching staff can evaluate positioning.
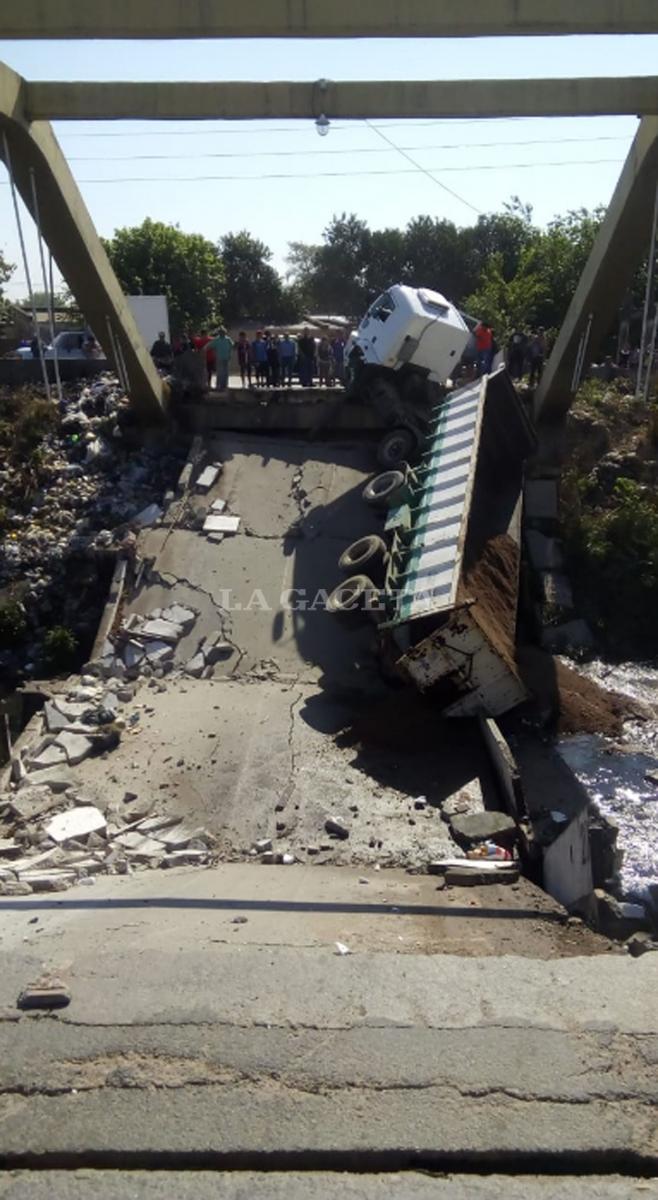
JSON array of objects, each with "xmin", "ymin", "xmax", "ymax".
[
  {"xmin": 472, "ymin": 320, "xmax": 548, "ymax": 386},
  {"xmin": 150, "ymin": 326, "xmax": 348, "ymax": 391}
]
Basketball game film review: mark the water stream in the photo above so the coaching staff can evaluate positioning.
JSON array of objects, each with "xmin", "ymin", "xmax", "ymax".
[{"xmin": 557, "ymin": 660, "xmax": 658, "ymax": 903}]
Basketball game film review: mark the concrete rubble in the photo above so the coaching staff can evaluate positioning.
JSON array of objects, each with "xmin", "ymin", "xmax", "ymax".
[
  {"xmin": 0, "ymin": 373, "xmax": 184, "ymax": 683},
  {"xmin": 0, "ymin": 664, "xmax": 216, "ymax": 894}
]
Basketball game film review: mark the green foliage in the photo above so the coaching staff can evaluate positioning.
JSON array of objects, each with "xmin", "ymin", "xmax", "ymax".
[
  {"xmin": 463, "ymin": 246, "xmax": 549, "ymax": 341},
  {"xmin": 219, "ymin": 231, "xmax": 300, "ymax": 324},
  {"xmin": 0, "ymin": 248, "xmax": 14, "ymax": 297},
  {"xmin": 18, "ymin": 290, "xmax": 70, "ymax": 310},
  {"xmin": 103, "ymin": 218, "xmax": 225, "ymax": 333},
  {"xmin": 42, "ymin": 625, "xmax": 78, "ymax": 671},
  {"xmin": 0, "ymin": 600, "xmax": 27, "ymax": 649},
  {"xmin": 285, "ymin": 199, "xmax": 605, "ymax": 330},
  {"xmin": 565, "ymin": 477, "xmax": 658, "ymax": 656},
  {"xmin": 0, "ymin": 387, "xmax": 58, "ymax": 466}
]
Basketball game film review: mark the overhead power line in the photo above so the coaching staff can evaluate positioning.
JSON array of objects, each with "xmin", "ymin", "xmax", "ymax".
[
  {"xmin": 56, "ymin": 115, "xmax": 634, "ymax": 139},
  {"xmin": 364, "ymin": 118, "xmax": 480, "ymax": 214},
  {"xmin": 66, "ymin": 134, "xmax": 630, "ymax": 163},
  {"xmin": 0, "ymin": 156, "xmax": 624, "ymax": 187}
]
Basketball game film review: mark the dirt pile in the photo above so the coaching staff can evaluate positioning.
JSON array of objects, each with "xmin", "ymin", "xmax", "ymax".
[
  {"xmin": 517, "ymin": 646, "xmax": 643, "ymax": 737},
  {"xmin": 460, "ymin": 534, "xmax": 520, "ymax": 675}
]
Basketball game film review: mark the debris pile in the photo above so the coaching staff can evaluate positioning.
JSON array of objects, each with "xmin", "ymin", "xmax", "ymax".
[
  {"xmin": 0, "ymin": 673, "xmax": 215, "ymax": 894},
  {"xmin": 94, "ymin": 602, "xmax": 234, "ymax": 682},
  {"xmin": 0, "ymin": 374, "xmax": 184, "ymax": 681}
]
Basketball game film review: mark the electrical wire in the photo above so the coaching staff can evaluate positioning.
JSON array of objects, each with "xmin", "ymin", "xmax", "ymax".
[
  {"xmin": 65, "ymin": 134, "xmax": 631, "ymax": 163},
  {"xmin": 55, "ymin": 115, "xmax": 637, "ymax": 139},
  {"xmin": 364, "ymin": 118, "xmax": 480, "ymax": 213},
  {"xmin": 0, "ymin": 156, "xmax": 623, "ymax": 186}
]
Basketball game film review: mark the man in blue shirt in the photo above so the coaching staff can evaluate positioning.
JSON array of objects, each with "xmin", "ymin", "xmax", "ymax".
[
  {"xmin": 251, "ymin": 331, "xmax": 269, "ymax": 387},
  {"xmin": 279, "ymin": 333, "xmax": 297, "ymax": 386}
]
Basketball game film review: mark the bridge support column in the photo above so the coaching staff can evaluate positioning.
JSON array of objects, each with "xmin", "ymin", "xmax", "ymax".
[
  {"xmin": 535, "ymin": 117, "xmax": 658, "ymax": 428},
  {"xmin": 0, "ymin": 61, "xmax": 166, "ymax": 423}
]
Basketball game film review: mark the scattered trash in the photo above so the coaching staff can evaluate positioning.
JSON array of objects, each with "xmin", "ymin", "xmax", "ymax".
[
  {"xmin": 334, "ymin": 941, "xmax": 351, "ymax": 956},
  {"xmin": 466, "ymin": 842, "xmax": 514, "ymax": 861},
  {"xmin": 232, "ymin": 915, "xmax": 248, "ymax": 925}
]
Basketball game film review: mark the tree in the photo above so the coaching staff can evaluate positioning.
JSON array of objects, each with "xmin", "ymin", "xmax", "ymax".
[
  {"xmin": 531, "ymin": 208, "xmax": 604, "ymax": 330},
  {"xmin": 219, "ymin": 231, "xmax": 299, "ymax": 324},
  {"xmin": 19, "ymin": 290, "xmax": 70, "ymax": 310},
  {"xmin": 286, "ymin": 241, "xmax": 322, "ymax": 309},
  {"xmin": 460, "ymin": 198, "xmax": 538, "ymax": 299},
  {"xmin": 0, "ymin": 249, "xmax": 15, "ymax": 319},
  {"xmin": 463, "ymin": 247, "xmax": 550, "ymax": 341},
  {"xmin": 291, "ymin": 214, "xmax": 372, "ymax": 315},
  {"xmin": 404, "ymin": 216, "xmax": 466, "ymax": 301},
  {"xmin": 364, "ymin": 228, "xmax": 409, "ymax": 298},
  {"xmin": 103, "ymin": 218, "xmax": 225, "ymax": 333}
]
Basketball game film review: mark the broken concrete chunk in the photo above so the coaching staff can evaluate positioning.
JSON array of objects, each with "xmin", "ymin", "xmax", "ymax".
[
  {"xmin": 46, "ymin": 806, "xmax": 107, "ymax": 844},
  {"xmin": 18, "ymin": 767, "xmax": 76, "ymax": 794},
  {"xmin": 19, "ymin": 871, "xmax": 76, "ymax": 892},
  {"xmin": 203, "ymin": 514, "xmax": 240, "ymax": 535},
  {"xmin": 162, "ymin": 849, "xmax": 208, "ymax": 866},
  {"xmin": 123, "ymin": 838, "xmax": 167, "ymax": 861},
  {"xmin": 160, "ymin": 825, "xmax": 205, "ymax": 850},
  {"xmin": 55, "ymin": 731, "xmax": 95, "ymax": 767},
  {"xmin": 113, "ymin": 830, "xmax": 164, "ymax": 854},
  {"xmin": 210, "ymin": 498, "xmax": 226, "ymax": 513},
  {"xmin": 196, "ymin": 464, "xmax": 222, "ymax": 493},
  {"xmin": 7, "ymin": 786, "xmax": 58, "ymax": 823},
  {"xmin": 0, "ymin": 838, "xmax": 20, "ymax": 856},
  {"xmin": 18, "ymin": 977, "xmax": 71, "ymax": 1010},
  {"xmin": 202, "ymin": 634, "xmax": 234, "ymax": 665},
  {"xmin": 160, "ymin": 604, "xmax": 196, "ymax": 631},
  {"xmin": 123, "ymin": 641, "xmax": 145, "ymax": 671},
  {"xmin": 449, "ymin": 811, "xmax": 517, "ymax": 846},
  {"xmin": 207, "ymin": 532, "xmax": 224, "ymax": 544},
  {"xmin": 134, "ymin": 814, "xmax": 180, "ymax": 835},
  {"xmin": 140, "ymin": 618, "xmax": 184, "ymax": 643},
  {"xmin": 184, "ymin": 653, "xmax": 206, "ymax": 678},
  {"xmin": 43, "ymin": 701, "xmax": 71, "ymax": 734},
  {"xmin": 29, "ymin": 743, "xmax": 67, "ymax": 771},
  {"xmin": 252, "ymin": 838, "xmax": 273, "ymax": 854},
  {"xmin": 143, "ymin": 639, "xmax": 175, "ymax": 666},
  {"xmin": 445, "ymin": 865, "xmax": 520, "ymax": 886},
  {"xmin": 0, "ymin": 880, "xmax": 33, "ymax": 896}
]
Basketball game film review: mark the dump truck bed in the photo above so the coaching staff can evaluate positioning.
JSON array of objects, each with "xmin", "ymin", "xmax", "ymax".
[{"xmin": 382, "ymin": 369, "xmax": 536, "ymax": 717}]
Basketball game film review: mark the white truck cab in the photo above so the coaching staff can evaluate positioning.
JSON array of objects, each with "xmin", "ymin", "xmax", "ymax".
[{"xmin": 347, "ymin": 284, "xmax": 470, "ymax": 385}]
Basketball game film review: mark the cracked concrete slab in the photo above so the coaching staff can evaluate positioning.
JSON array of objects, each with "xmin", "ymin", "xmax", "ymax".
[
  {"xmin": 0, "ymin": 864, "xmax": 647, "ymax": 1166},
  {"xmin": 0, "ymin": 1176, "xmax": 654, "ymax": 1199}
]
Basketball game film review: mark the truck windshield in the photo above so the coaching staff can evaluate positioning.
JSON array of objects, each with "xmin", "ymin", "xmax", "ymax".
[{"xmin": 369, "ymin": 292, "xmax": 395, "ymax": 323}]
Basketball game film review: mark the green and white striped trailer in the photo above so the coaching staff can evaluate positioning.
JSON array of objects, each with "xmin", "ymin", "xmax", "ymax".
[{"xmin": 380, "ymin": 368, "xmax": 536, "ymax": 717}]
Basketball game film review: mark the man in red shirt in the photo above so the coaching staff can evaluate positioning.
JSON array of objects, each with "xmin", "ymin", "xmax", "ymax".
[{"xmin": 474, "ymin": 321, "xmax": 494, "ymax": 377}]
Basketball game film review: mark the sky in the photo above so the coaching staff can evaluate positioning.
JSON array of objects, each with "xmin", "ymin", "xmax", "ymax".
[{"xmin": 1, "ymin": 33, "xmax": 657, "ymax": 303}]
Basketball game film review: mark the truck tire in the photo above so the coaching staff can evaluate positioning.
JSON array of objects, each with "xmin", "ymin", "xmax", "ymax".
[
  {"xmin": 377, "ymin": 427, "xmax": 417, "ymax": 468},
  {"xmin": 326, "ymin": 574, "xmax": 380, "ymax": 625},
  {"xmin": 338, "ymin": 535, "xmax": 388, "ymax": 584},
  {"xmin": 362, "ymin": 469, "xmax": 405, "ymax": 508}
]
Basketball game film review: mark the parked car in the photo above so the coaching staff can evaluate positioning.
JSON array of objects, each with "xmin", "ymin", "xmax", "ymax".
[{"xmin": 14, "ymin": 331, "xmax": 104, "ymax": 360}]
